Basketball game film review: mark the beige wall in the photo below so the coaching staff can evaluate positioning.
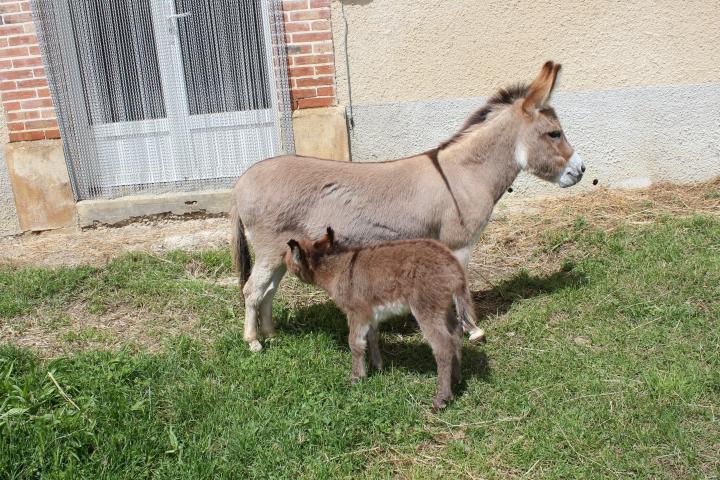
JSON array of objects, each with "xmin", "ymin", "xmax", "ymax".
[{"xmin": 332, "ymin": 0, "xmax": 720, "ymax": 104}]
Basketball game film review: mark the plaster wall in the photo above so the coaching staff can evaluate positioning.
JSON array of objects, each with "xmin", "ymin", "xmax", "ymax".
[
  {"xmin": 0, "ymin": 103, "xmax": 21, "ymax": 237},
  {"xmin": 331, "ymin": 0, "xmax": 720, "ymax": 191}
]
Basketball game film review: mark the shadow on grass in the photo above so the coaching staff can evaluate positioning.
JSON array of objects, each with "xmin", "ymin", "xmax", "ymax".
[
  {"xmin": 471, "ymin": 262, "xmax": 588, "ymax": 322},
  {"xmin": 274, "ymin": 264, "xmax": 586, "ymax": 384}
]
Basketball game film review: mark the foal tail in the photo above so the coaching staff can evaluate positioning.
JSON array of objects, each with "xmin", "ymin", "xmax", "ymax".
[
  {"xmin": 230, "ymin": 205, "xmax": 252, "ymax": 288},
  {"xmin": 455, "ymin": 282, "xmax": 486, "ymax": 344}
]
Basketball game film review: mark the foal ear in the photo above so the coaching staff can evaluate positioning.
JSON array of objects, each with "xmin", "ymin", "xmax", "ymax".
[
  {"xmin": 287, "ymin": 239, "xmax": 302, "ymax": 264},
  {"xmin": 326, "ymin": 226, "xmax": 335, "ymax": 246},
  {"xmin": 522, "ymin": 61, "xmax": 561, "ymax": 114}
]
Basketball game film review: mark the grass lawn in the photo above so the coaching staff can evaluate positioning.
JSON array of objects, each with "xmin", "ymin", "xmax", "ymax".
[{"xmin": 1, "ymin": 214, "xmax": 719, "ymax": 478}]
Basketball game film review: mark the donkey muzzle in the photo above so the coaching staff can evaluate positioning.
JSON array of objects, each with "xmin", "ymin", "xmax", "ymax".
[{"xmin": 558, "ymin": 152, "xmax": 585, "ymax": 188}]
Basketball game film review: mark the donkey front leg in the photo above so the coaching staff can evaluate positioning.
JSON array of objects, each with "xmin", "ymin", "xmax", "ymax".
[
  {"xmin": 258, "ymin": 263, "xmax": 286, "ymax": 339},
  {"xmin": 348, "ymin": 318, "xmax": 371, "ymax": 383},
  {"xmin": 242, "ymin": 260, "xmax": 282, "ymax": 352}
]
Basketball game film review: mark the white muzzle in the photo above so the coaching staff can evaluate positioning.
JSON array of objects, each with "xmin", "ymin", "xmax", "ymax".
[{"xmin": 558, "ymin": 152, "xmax": 585, "ymax": 188}]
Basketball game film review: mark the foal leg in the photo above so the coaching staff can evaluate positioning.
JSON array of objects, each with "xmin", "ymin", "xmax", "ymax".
[
  {"xmin": 242, "ymin": 259, "xmax": 280, "ymax": 352},
  {"xmin": 348, "ymin": 318, "xmax": 370, "ymax": 383},
  {"xmin": 414, "ymin": 308, "xmax": 457, "ymax": 411},
  {"xmin": 366, "ymin": 324, "xmax": 383, "ymax": 371},
  {"xmin": 258, "ymin": 263, "xmax": 286, "ymax": 339}
]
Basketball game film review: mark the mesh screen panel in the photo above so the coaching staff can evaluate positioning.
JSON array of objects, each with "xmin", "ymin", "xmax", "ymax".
[{"xmin": 31, "ymin": 0, "xmax": 294, "ymax": 200}]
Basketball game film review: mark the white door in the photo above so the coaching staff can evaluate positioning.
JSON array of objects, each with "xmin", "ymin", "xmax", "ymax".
[{"xmin": 64, "ymin": 0, "xmax": 282, "ymax": 196}]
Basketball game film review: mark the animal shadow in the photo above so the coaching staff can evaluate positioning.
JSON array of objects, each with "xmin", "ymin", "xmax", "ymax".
[{"xmin": 275, "ymin": 264, "xmax": 586, "ymax": 386}]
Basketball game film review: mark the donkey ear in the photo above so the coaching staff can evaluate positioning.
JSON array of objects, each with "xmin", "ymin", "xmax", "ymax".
[
  {"xmin": 522, "ymin": 61, "xmax": 561, "ymax": 114},
  {"xmin": 287, "ymin": 239, "xmax": 302, "ymax": 264},
  {"xmin": 326, "ymin": 226, "xmax": 335, "ymax": 246}
]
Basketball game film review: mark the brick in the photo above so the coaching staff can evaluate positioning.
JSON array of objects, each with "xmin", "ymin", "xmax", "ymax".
[
  {"xmin": 314, "ymin": 64, "xmax": 335, "ymax": 75},
  {"xmin": 2, "ymin": 101, "xmax": 21, "ymax": 111},
  {"xmin": 287, "ymin": 44, "xmax": 311, "ymax": 55},
  {"xmin": 0, "ymin": 46, "xmax": 29, "ymax": 58},
  {"xmin": 316, "ymin": 86, "xmax": 335, "ymax": 97},
  {"xmin": 9, "ymin": 130, "xmax": 45, "ymax": 142},
  {"xmin": 0, "ymin": 38, "xmax": 7, "ymax": 48},
  {"xmin": 2, "ymin": 12, "xmax": 32, "ymax": 24},
  {"xmin": 40, "ymin": 108, "xmax": 56, "ymax": 119},
  {"xmin": 35, "ymin": 86, "xmax": 49, "ymax": 97},
  {"xmin": 20, "ymin": 97, "xmax": 52, "ymax": 108},
  {"xmin": 282, "ymin": 0, "xmax": 308, "ymax": 11},
  {"xmin": 0, "ymin": 80, "xmax": 15, "ymax": 90},
  {"xmin": 16, "ymin": 77, "xmax": 45, "ymax": 88},
  {"xmin": 0, "ymin": 68, "xmax": 31, "ymax": 80},
  {"xmin": 12, "ymin": 56, "xmax": 41, "ymax": 67},
  {"xmin": 288, "ymin": 66, "xmax": 314, "ymax": 77},
  {"xmin": 24, "ymin": 119, "xmax": 57, "ymax": 130},
  {"xmin": 45, "ymin": 128, "xmax": 61, "ymax": 139},
  {"xmin": 296, "ymin": 96, "xmax": 333, "ymax": 109},
  {"xmin": 0, "ymin": 3, "xmax": 20, "ymax": 13},
  {"xmin": 2, "ymin": 88, "xmax": 35, "ymax": 100},
  {"xmin": 290, "ymin": 87, "xmax": 316, "ymax": 100},
  {"xmin": 33, "ymin": 67, "xmax": 45, "ymax": 77},
  {"xmin": 8, "ymin": 34, "xmax": 37, "ymax": 46},
  {"xmin": 6, "ymin": 109, "xmax": 38, "ymax": 121},
  {"xmin": 313, "ymin": 42, "xmax": 333, "ymax": 54},
  {"xmin": 309, "ymin": 0, "xmax": 330, "ymax": 7},
  {"xmin": 0, "ymin": 59, "xmax": 11, "ymax": 69},
  {"xmin": 284, "ymin": 22, "xmax": 310, "ymax": 33},
  {"xmin": 23, "ymin": 22, "xmax": 35, "ymax": 33},
  {"xmin": 295, "ymin": 75, "xmax": 333, "ymax": 87},
  {"xmin": 289, "ymin": 9, "xmax": 330, "ymax": 21},
  {"xmin": 7, "ymin": 121, "xmax": 24, "ymax": 131},
  {"xmin": 0, "ymin": 25, "xmax": 24, "ymax": 36},
  {"xmin": 28, "ymin": 45, "xmax": 40, "ymax": 55},
  {"xmin": 310, "ymin": 20, "xmax": 331, "ymax": 31},
  {"xmin": 291, "ymin": 31, "xmax": 331, "ymax": 43},
  {"xmin": 20, "ymin": 2, "xmax": 32, "ymax": 13},
  {"xmin": 292, "ymin": 54, "xmax": 333, "ymax": 65}
]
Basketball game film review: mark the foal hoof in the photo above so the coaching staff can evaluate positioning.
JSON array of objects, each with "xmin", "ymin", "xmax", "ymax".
[
  {"xmin": 248, "ymin": 340, "xmax": 263, "ymax": 353},
  {"xmin": 468, "ymin": 327, "xmax": 486, "ymax": 344},
  {"xmin": 432, "ymin": 397, "xmax": 449, "ymax": 412}
]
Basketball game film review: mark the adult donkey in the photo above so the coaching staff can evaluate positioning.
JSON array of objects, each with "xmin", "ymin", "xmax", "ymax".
[{"xmin": 232, "ymin": 61, "xmax": 585, "ymax": 352}]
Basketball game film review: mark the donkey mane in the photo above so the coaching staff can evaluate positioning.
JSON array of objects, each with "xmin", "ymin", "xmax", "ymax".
[{"xmin": 439, "ymin": 83, "xmax": 529, "ymax": 150}]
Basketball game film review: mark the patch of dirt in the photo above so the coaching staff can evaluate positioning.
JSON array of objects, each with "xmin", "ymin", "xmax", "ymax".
[
  {"xmin": 0, "ymin": 217, "xmax": 230, "ymax": 268},
  {"xmin": 0, "ymin": 301, "xmax": 211, "ymax": 359}
]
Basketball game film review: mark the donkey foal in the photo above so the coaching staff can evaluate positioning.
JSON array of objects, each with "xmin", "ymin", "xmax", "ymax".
[{"xmin": 285, "ymin": 227, "xmax": 485, "ymax": 410}]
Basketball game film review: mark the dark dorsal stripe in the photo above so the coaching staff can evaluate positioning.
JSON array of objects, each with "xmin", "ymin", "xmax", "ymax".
[{"xmin": 440, "ymin": 83, "xmax": 529, "ymax": 150}]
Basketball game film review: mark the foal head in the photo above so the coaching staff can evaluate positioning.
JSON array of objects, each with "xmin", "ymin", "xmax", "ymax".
[{"xmin": 285, "ymin": 227, "xmax": 336, "ymax": 283}]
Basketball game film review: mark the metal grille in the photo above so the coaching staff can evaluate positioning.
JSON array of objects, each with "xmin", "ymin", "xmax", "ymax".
[{"xmin": 31, "ymin": 0, "xmax": 294, "ymax": 200}]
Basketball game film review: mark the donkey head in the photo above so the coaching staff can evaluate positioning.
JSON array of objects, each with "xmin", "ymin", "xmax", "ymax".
[
  {"xmin": 515, "ymin": 61, "xmax": 585, "ymax": 187},
  {"xmin": 285, "ymin": 227, "xmax": 336, "ymax": 283}
]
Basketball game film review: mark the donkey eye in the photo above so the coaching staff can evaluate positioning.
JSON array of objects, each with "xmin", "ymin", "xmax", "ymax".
[{"xmin": 548, "ymin": 130, "xmax": 562, "ymax": 139}]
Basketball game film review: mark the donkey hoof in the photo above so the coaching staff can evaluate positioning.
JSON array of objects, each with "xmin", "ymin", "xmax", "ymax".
[
  {"xmin": 469, "ymin": 328, "xmax": 486, "ymax": 344},
  {"xmin": 432, "ymin": 397, "xmax": 449, "ymax": 412},
  {"xmin": 248, "ymin": 340, "xmax": 263, "ymax": 353}
]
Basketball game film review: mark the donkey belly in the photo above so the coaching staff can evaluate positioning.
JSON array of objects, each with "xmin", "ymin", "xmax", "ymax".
[{"xmin": 372, "ymin": 301, "xmax": 411, "ymax": 323}]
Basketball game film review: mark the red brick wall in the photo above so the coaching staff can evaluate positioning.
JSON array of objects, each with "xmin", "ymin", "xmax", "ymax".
[
  {"xmin": 282, "ymin": 0, "xmax": 337, "ymax": 109},
  {"xmin": 0, "ymin": 0, "xmax": 58, "ymax": 142}
]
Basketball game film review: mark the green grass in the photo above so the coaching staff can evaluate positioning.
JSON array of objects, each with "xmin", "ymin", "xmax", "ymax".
[{"xmin": 1, "ymin": 215, "xmax": 719, "ymax": 478}]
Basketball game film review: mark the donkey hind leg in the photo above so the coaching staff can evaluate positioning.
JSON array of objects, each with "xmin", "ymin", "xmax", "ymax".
[
  {"xmin": 243, "ymin": 260, "xmax": 282, "ymax": 352},
  {"xmin": 367, "ymin": 324, "xmax": 383, "ymax": 371},
  {"xmin": 348, "ymin": 318, "xmax": 371, "ymax": 384},
  {"xmin": 258, "ymin": 263, "xmax": 286, "ymax": 339},
  {"xmin": 413, "ymin": 307, "xmax": 462, "ymax": 411}
]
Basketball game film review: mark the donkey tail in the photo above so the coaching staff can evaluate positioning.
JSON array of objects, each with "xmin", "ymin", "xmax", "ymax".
[
  {"xmin": 455, "ymin": 282, "xmax": 486, "ymax": 344},
  {"xmin": 230, "ymin": 205, "xmax": 252, "ymax": 288}
]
